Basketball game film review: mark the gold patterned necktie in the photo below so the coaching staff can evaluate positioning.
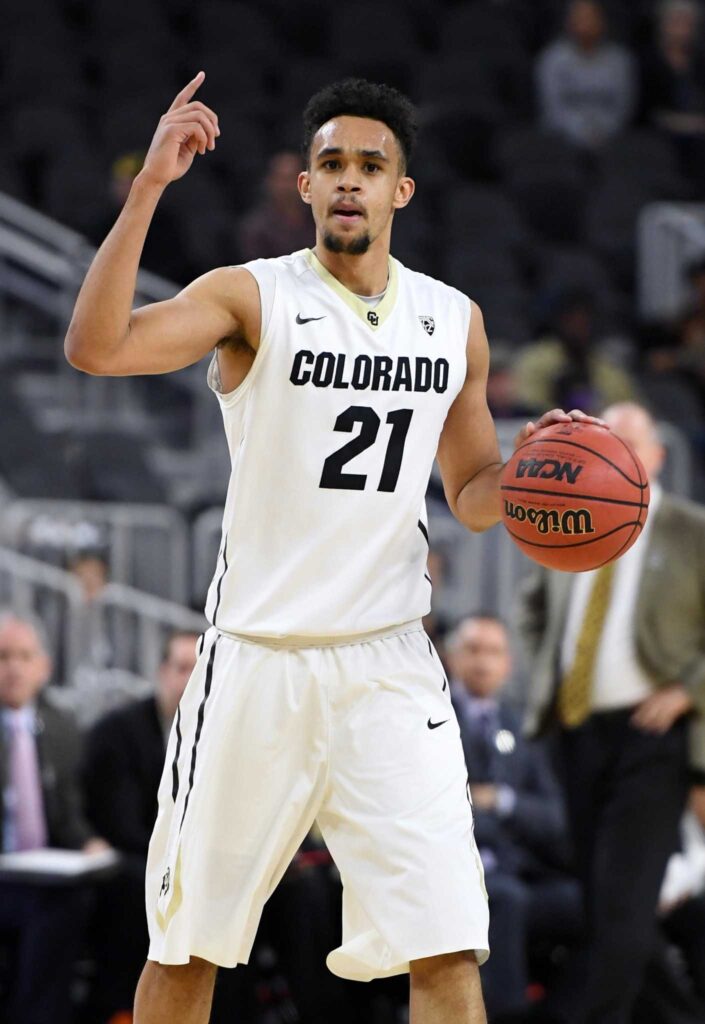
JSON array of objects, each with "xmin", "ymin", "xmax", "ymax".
[{"xmin": 558, "ymin": 561, "xmax": 617, "ymax": 728}]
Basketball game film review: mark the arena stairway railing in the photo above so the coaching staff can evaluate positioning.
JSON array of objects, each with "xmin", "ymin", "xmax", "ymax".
[
  {"xmin": 2, "ymin": 499, "xmax": 191, "ymax": 604},
  {"xmin": 0, "ymin": 545, "xmax": 205, "ymax": 725}
]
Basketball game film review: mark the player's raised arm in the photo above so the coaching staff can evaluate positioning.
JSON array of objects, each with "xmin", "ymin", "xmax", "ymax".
[
  {"xmin": 65, "ymin": 73, "xmax": 259, "ymax": 377},
  {"xmin": 436, "ymin": 302, "xmax": 504, "ymax": 533}
]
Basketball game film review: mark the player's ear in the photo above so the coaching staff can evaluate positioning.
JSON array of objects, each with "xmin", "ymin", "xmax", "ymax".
[
  {"xmin": 298, "ymin": 170, "xmax": 312, "ymax": 205},
  {"xmin": 393, "ymin": 175, "xmax": 415, "ymax": 211}
]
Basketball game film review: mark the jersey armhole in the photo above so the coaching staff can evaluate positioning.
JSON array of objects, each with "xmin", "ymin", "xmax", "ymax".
[
  {"xmin": 463, "ymin": 293, "xmax": 473, "ymax": 346},
  {"xmin": 458, "ymin": 293, "xmax": 473, "ymax": 379},
  {"xmin": 208, "ymin": 262, "xmax": 278, "ymax": 408}
]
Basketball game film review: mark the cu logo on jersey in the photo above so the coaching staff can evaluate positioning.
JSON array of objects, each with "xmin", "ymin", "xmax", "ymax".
[
  {"xmin": 367, "ymin": 310, "xmax": 379, "ymax": 326},
  {"xmin": 419, "ymin": 315, "xmax": 435, "ymax": 336}
]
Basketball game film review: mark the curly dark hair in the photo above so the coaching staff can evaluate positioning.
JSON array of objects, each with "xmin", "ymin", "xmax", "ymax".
[{"xmin": 302, "ymin": 78, "xmax": 418, "ymax": 172}]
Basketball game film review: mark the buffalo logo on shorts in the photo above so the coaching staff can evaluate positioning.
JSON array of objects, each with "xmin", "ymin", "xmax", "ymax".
[
  {"xmin": 160, "ymin": 867, "xmax": 171, "ymax": 897},
  {"xmin": 419, "ymin": 315, "xmax": 435, "ymax": 336}
]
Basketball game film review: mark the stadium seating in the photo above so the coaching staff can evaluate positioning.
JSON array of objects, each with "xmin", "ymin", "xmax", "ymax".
[{"xmin": 1, "ymin": 0, "xmax": 704, "ymax": 515}]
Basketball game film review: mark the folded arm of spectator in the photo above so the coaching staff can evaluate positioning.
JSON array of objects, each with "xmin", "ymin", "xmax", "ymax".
[
  {"xmin": 470, "ymin": 745, "xmax": 571, "ymax": 871},
  {"xmin": 502, "ymin": 743, "xmax": 572, "ymax": 869}
]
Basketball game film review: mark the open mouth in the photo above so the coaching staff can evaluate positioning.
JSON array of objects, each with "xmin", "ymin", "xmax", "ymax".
[{"xmin": 331, "ymin": 204, "xmax": 365, "ymax": 222}]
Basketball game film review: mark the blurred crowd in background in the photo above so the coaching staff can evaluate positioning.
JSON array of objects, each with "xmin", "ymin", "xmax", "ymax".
[
  {"xmin": 2, "ymin": 0, "xmax": 705, "ymax": 508},
  {"xmin": 3, "ymin": 0, "xmax": 705, "ymax": 1022}
]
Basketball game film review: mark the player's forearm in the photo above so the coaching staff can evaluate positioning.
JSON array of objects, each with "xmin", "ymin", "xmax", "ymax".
[
  {"xmin": 64, "ymin": 174, "xmax": 165, "ymax": 373},
  {"xmin": 453, "ymin": 461, "xmax": 504, "ymax": 533}
]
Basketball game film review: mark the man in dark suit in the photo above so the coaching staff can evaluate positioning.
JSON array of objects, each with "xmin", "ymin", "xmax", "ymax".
[
  {"xmin": 82, "ymin": 629, "xmax": 199, "ymax": 1021},
  {"xmin": 448, "ymin": 613, "xmax": 580, "ymax": 1021},
  {"xmin": 516, "ymin": 402, "xmax": 705, "ymax": 1024},
  {"xmin": 0, "ymin": 610, "xmax": 108, "ymax": 1024}
]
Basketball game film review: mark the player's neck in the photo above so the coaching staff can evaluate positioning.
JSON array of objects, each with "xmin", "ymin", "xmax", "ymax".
[{"xmin": 312, "ymin": 239, "xmax": 390, "ymax": 297}]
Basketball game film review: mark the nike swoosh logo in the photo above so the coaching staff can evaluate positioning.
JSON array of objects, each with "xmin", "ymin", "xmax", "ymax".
[
  {"xmin": 427, "ymin": 718, "xmax": 449, "ymax": 730},
  {"xmin": 295, "ymin": 314, "xmax": 326, "ymax": 325}
]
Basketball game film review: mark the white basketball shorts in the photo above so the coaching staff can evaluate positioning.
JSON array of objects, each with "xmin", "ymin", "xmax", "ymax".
[{"xmin": 146, "ymin": 621, "xmax": 489, "ymax": 981}]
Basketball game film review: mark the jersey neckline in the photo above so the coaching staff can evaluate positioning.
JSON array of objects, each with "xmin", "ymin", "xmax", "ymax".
[{"xmin": 304, "ymin": 248, "xmax": 399, "ymax": 331}]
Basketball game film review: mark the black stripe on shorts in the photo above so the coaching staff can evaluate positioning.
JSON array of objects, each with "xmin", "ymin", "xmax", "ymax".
[
  {"xmin": 180, "ymin": 636, "xmax": 219, "ymax": 830},
  {"xmin": 212, "ymin": 534, "xmax": 228, "ymax": 627},
  {"xmin": 425, "ymin": 633, "xmax": 448, "ymax": 692},
  {"xmin": 171, "ymin": 704, "xmax": 183, "ymax": 803}
]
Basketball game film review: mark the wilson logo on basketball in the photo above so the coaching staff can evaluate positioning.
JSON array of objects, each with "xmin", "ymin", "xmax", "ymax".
[
  {"xmin": 515, "ymin": 458, "xmax": 583, "ymax": 484},
  {"xmin": 503, "ymin": 501, "xmax": 596, "ymax": 536}
]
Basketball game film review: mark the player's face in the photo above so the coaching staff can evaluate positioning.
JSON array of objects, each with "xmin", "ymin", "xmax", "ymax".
[
  {"xmin": 450, "ymin": 619, "xmax": 511, "ymax": 699},
  {"xmin": 299, "ymin": 116, "xmax": 414, "ymax": 256}
]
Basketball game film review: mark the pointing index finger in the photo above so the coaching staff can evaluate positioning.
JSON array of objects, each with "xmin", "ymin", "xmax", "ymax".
[{"xmin": 168, "ymin": 71, "xmax": 206, "ymax": 112}]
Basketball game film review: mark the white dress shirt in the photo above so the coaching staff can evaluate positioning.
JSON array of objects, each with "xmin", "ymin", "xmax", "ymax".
[{"xmin": 561, "ymin": 483, "xmax": 662, "ymax": 711}]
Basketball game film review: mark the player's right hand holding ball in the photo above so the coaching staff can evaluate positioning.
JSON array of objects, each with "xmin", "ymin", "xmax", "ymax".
[
  {"xmin": 512, "ymin": 407, "xmax": 606, "ymax": 449},
  {"xmin": 138, "ymin": 71, "xmax": 220, "ymax": 190},
  {"xmin": 501, "ymin": 407, "xmax": 649, "ymax": 572}
]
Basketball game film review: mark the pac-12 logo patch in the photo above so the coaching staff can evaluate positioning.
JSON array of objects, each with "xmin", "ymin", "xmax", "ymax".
[{"xmin": 419, "ymin": 315, "xmax": 435, "ymax": 336}]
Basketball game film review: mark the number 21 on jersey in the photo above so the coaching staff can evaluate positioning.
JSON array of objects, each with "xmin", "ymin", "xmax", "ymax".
[{"xmin": 320, "ymin": 405, "xmax": 413, "ymax": 493}]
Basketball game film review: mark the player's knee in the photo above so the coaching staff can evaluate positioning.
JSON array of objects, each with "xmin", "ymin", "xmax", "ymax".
[{"xmin": 410, "ymin": 949, "xmax": 480, "ymax": 987}]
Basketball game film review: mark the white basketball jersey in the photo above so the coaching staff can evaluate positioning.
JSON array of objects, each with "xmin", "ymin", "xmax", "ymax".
[{"xmin": 204, "ymin": 249, "xmax": 470, "ymax": 640}]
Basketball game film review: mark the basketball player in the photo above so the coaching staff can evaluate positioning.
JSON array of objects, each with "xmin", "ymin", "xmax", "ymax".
[{"xmin": 65, "ymin": 74, "xmax": 597, "ymax": 1024}]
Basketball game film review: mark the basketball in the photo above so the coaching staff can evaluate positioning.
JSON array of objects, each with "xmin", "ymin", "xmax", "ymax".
[{"xmin": 500, "ymin": 421, "xmax": 650, "ymax": 572}]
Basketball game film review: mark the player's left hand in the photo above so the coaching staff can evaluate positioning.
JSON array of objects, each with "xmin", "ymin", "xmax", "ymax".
[
  {"xmin": 630, "ymin": 684, "xmax": 694, "ymax": 735},
  {"xmin": 514, "ymin": 408, "xmax": 607, "ymax": 450}
]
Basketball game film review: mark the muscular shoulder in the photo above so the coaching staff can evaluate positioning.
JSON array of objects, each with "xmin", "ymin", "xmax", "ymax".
[
  {"xmin": 184, "ymin": 266, "xmax": 261, "ymax": 352},
  {"xmin": 185, "ymin": 266, "xmax": 260, "ymax": 320}
]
